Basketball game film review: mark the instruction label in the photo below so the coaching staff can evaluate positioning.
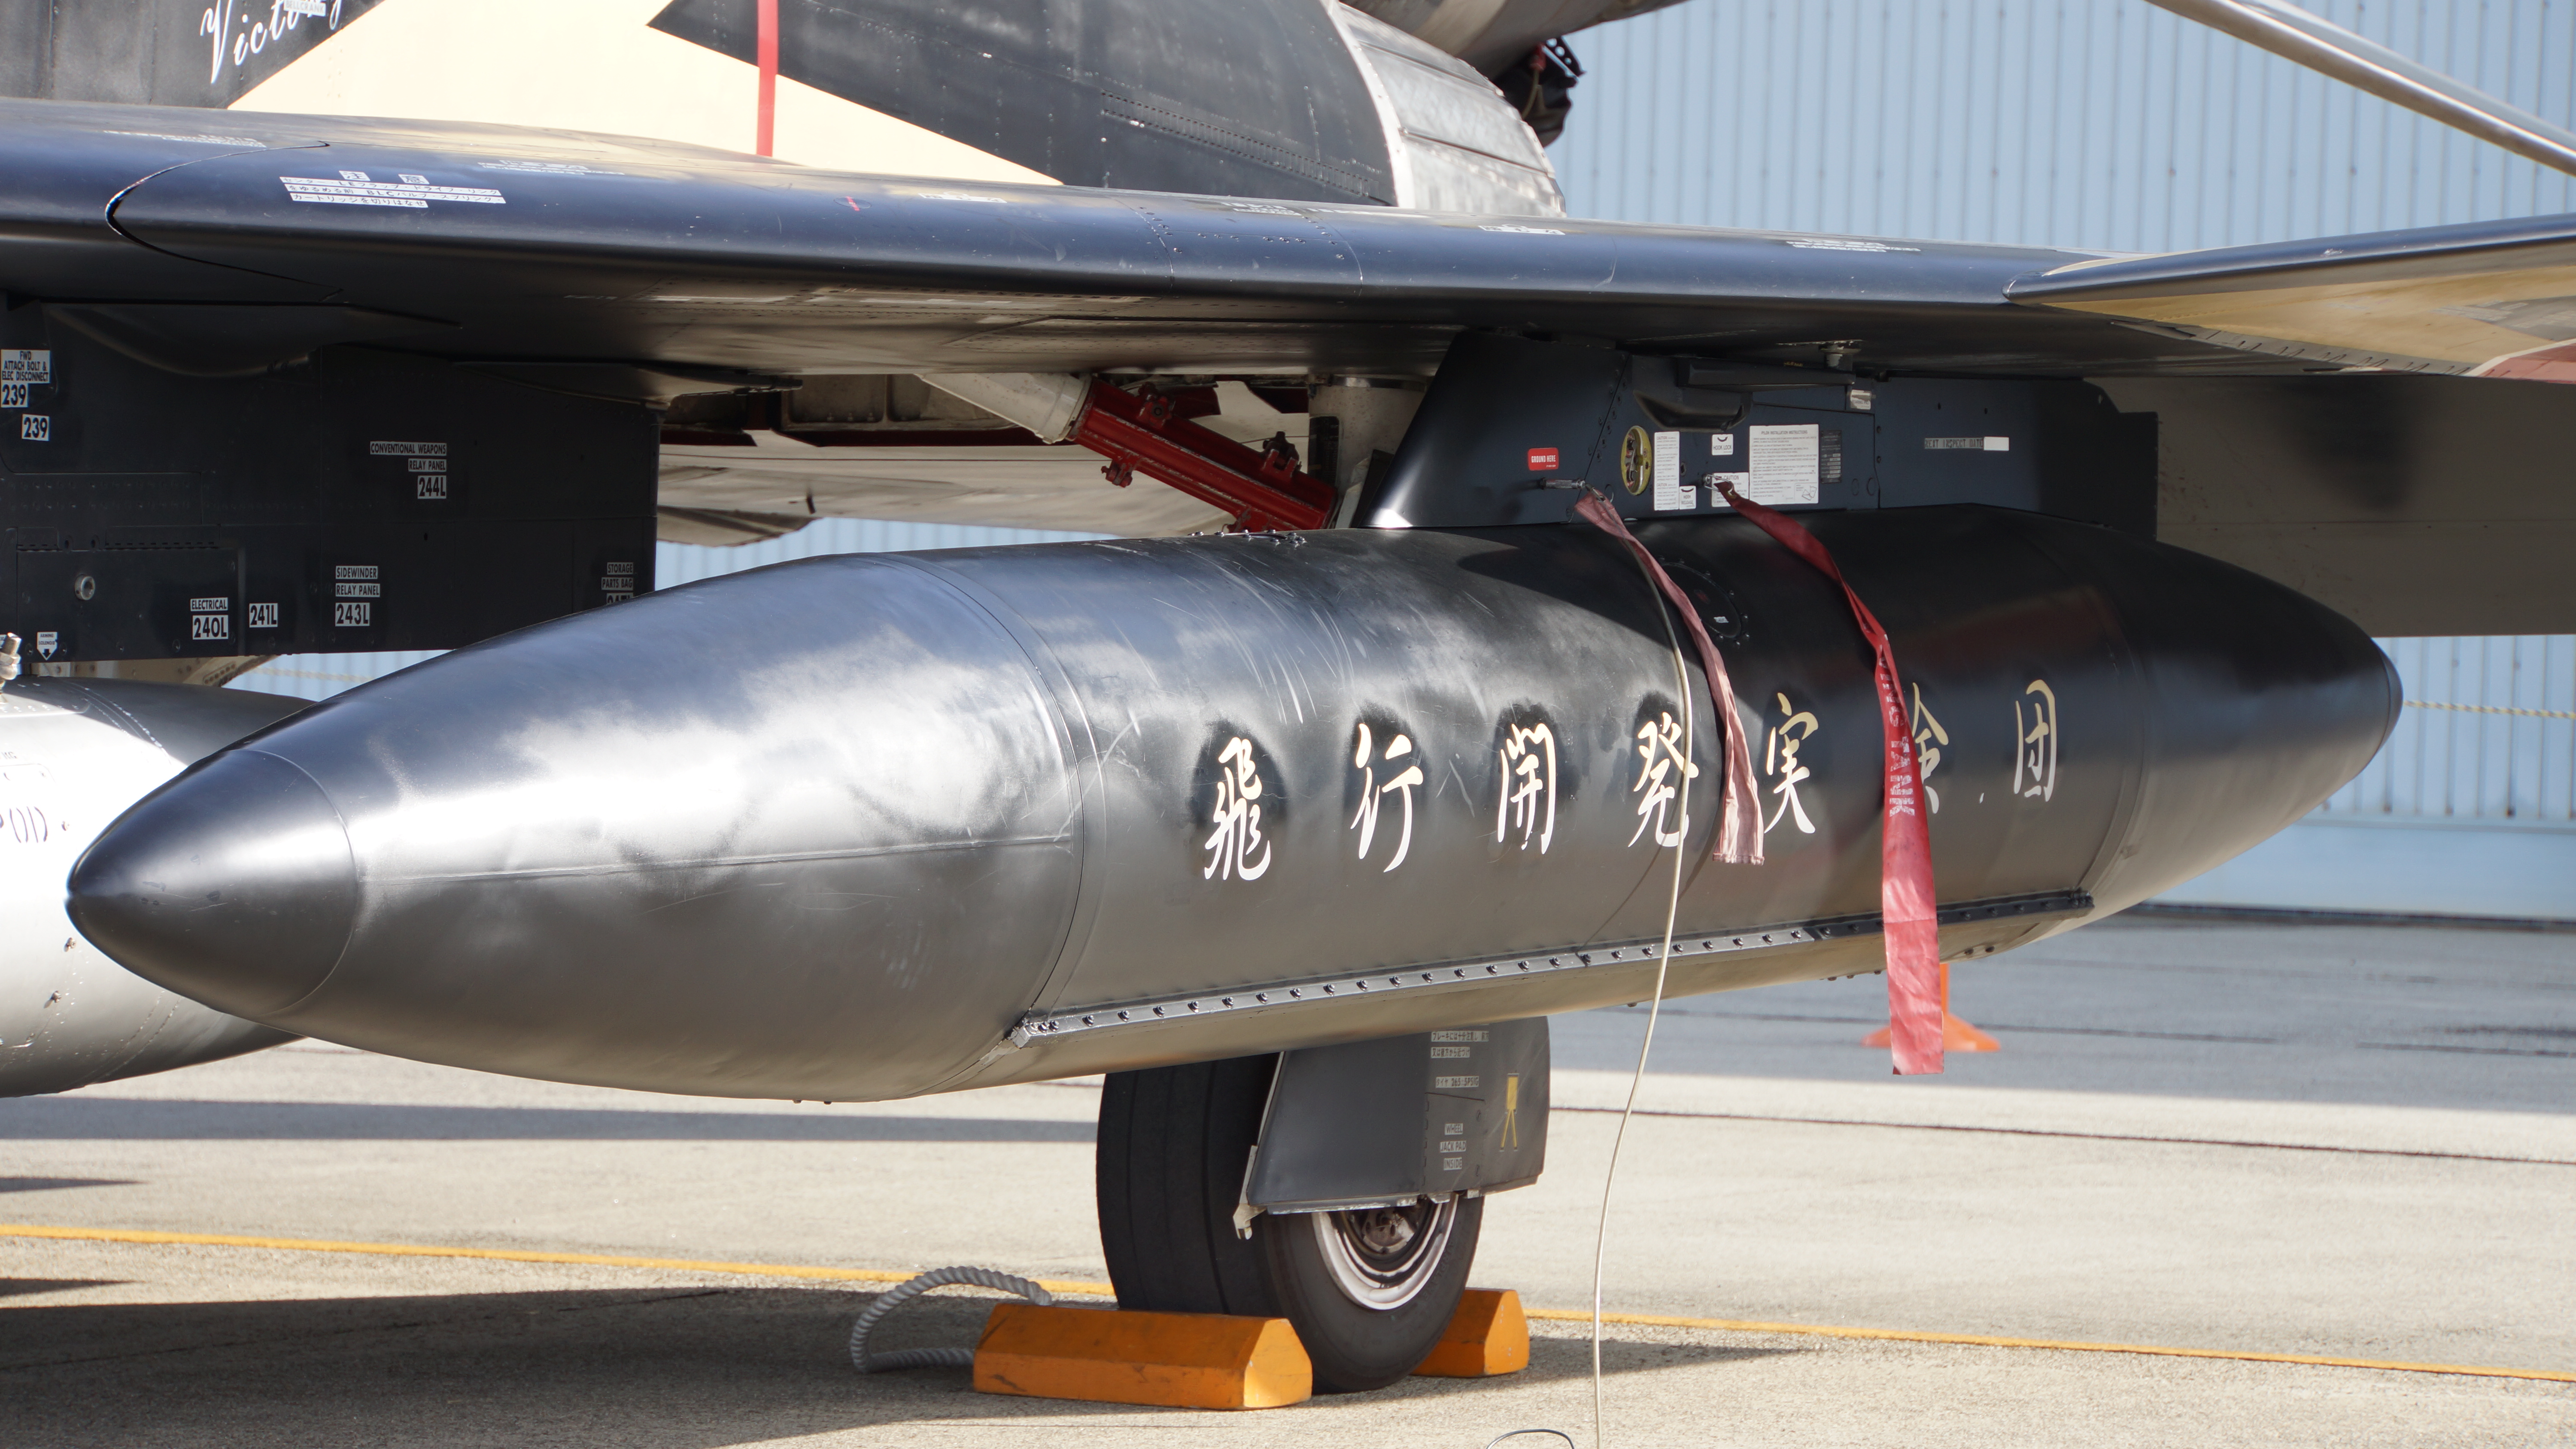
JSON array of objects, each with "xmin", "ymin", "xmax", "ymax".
[
  {"xmin": 1, "ymin": 350, "xmax": 51, "ymax": 384},
  {"xmin": 1744, "ymin": 423, "xmax": 1822, "ymax": 505},
  {"xmin": 1650, "ymin": 430, "xmax": 1691, "ymax": 510}
]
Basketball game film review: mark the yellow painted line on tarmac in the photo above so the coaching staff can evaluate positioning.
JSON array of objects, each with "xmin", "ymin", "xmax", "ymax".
[
  {"xmin": 1522, "ymin": 1307, "xmax": 2576, "ymax": 1382},
  {"xmin": 10, "ymin": 1222, "xmax": 2570, "ymax": 1384},
  {"xmin": 0, "ymin": 1223, "xmax": 1120, "ymax": 1298}
]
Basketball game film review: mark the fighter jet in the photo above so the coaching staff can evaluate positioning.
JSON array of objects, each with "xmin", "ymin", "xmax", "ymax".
[{"xmin": 12, "ymin": 0, "xmax": 2576, "ymax": 1390}]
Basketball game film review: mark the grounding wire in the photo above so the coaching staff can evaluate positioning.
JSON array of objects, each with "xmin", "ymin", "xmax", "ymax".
[{"xmin": 1585, "ymin": 505, "xmax": 1698, "ymax": 1449}]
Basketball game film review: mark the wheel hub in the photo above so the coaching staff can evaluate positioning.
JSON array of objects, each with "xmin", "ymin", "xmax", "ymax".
[{"xmin": 1308, "ymin": 1197, "xmax": 1457, "ymax": 1310}]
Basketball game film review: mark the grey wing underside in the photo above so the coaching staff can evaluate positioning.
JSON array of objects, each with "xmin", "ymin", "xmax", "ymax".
[{"xmin": 8, "ymin": 99, "xmax": 2573, "ymax": 536}]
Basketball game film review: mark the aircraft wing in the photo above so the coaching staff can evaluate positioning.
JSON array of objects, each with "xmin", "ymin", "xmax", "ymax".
[
  {"xmin": 12, "ymin": 99, "xmax": 2257, "ymax": 382},
  {"xmin": 2007, "ymin": 213, "xmax": 2576, "ymax": 383},
  {"xmin": 30, "ymin": 97, "xmax": 2576, "ymax": 401},
  {"xmin": 12, "ymin": 99, "xmax": 2576, "ymax": 638}
]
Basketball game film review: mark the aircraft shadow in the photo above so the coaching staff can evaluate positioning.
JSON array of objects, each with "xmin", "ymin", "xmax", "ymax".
[
  {"xmin": 0, "ymin": 1278, "xmax": 122, "ymax": 1300},
  {"xmin": 0, "ymin": 1285, "xmax": 1775, "ymax": 1445},
  {"xmin": 0, "ymin": 1177, "xmax": 138, "ymax": 1193},
  {"xmin": 0, "ymin": 1099, "xmax": 1094, "ymax": 1143}
]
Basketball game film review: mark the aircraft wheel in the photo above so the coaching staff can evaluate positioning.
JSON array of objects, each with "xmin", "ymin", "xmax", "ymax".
[{"xmin": 1097, "ymin": 1055, "xmax": 1482, "ymax": 1392}]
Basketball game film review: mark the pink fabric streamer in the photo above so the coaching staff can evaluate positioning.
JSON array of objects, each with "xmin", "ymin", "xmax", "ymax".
[
  {"xmin": 1710, "ymin": 482, "xmax": 1944, "ymax": 1076},
  {"xmin": 1570, "ymin": 491, "xmax": 1762, "ymax": 865}
]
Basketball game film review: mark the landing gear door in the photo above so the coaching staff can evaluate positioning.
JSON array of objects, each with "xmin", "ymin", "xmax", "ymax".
[{"xmin": 1244, "ymin": 1017, "xmax": 1549, "ymax": 1214}]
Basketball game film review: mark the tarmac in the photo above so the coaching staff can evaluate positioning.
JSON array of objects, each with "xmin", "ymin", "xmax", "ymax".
[{"xmin": 3, "ymin": 913, "xmax": 2572, "ymax": 1447}]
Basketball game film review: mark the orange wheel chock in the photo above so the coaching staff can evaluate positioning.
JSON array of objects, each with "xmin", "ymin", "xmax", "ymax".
[
  {"xmin": 1862, "ymin": 961, "xmax": 1999, "ymax": 1052},
  {"xmin": 972, "ymin": 1302, "xmax": 1312, "ymax": 1409},
  {"xmin": 1412, "ymin": 1288, "xmax": 1531, "ymax": 1377}
]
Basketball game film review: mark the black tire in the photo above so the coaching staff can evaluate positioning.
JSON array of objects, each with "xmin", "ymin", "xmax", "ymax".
[
  {"xmin": 1095, "ymin": 1055, "xmax": 1278, "ymax": 1318},
  {"xmin": 1097, "ymin": 1055, "xmax": 1483, "ymax": 1393}
]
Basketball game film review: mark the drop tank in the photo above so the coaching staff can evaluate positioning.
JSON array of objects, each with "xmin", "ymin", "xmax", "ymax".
[{"xmin": 70, "ymin": 507, "xmax": 2396, "ymax": 1100}]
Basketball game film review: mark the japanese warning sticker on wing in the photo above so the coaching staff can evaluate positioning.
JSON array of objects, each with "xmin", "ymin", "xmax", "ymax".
[{"xmin": 282, "ymin": 175, "xmax": 505, "ymax": 209}]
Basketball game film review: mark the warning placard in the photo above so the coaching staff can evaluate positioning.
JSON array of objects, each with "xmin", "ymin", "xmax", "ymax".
[
  {"xmin": 1745, "ymin": 424, "xmax": 1821, "ymax": 505},
  {"xmin": 1650, "ymin": 430, "xmax": 1692, "ymax": 510}
]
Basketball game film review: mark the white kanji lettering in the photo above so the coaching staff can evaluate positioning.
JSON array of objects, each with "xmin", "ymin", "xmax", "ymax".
[
  {"xmin": 1628, "ymin": 710, "xmax": 1698, "ymax": 848},
  {"xmin": 1910, "ymin": 682, "xmax": 1948, "ymax": 814},
  {"xmin": 1203, "ymin": 736, "xmax": 1274, "ymax": 881},
  {"xmin": 2014, "ymin": 679, "xmax": 2059, "ymax": 802},
  {"xmin": 1763, "ymin": 692, "xmax": 1820, "ymax": 837},
  {"xmin": 1495, "ymin": 720, "xmax": 1558, "ymax": 854},
  {"xmin": 1350, "ymin": 722, "xmax": 1425, "ymax": 872}
]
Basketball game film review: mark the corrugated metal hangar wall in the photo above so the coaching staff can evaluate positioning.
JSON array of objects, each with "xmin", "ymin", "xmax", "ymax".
[
  {"xmin": 234, "ymin": 0, "xmax": 2576, "ymax": 920},
  {"xmin": 1548, "ymin": 0, "xmax": 2576, "ymax": 921},
  {"xmin": 1554, "ymin": 0, "xmax": 2576, "ymax": 248}
]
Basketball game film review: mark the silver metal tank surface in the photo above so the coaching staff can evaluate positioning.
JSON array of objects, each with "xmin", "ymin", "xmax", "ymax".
[{"xmin": 69, "ymin": 509, "xmax": 2396, "ymax": 1100}]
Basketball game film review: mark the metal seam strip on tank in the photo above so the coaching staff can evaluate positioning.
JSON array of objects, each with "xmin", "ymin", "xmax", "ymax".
[
  {"xmin": 3, "ymin": 1226, "xmax": 2564, "ymax": 1385},
  {"xmin": 1008, "ymin": 891, "xmax": 2092, "ymax": 1043},
  {"xmin": 863, "ymin": 553, "xmax": 1109, "ymax": 1077}
]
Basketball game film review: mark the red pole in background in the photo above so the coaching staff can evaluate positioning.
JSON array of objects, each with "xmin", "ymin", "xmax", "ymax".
[{"xmin": 756, "ymin": 0, "xmax": 780, "ymax": 157}]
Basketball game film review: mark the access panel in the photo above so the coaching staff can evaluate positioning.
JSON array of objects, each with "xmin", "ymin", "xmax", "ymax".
[{"xmin": 0, "ymin": 319, "xmax": 656, "ymax": 663}]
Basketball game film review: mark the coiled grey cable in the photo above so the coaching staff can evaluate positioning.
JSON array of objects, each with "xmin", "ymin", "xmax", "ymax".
[{"xmin": 848, "ymin": 1264, "xmax": 1056, "ymax": 1373}]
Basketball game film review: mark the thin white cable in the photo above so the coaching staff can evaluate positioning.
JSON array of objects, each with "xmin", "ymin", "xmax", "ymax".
[{"xmin": 1589, "ymin": 534, "xmax": 1698, "ymax": 1449}]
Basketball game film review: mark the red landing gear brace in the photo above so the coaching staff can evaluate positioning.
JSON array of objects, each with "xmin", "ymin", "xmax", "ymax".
[{"xmin": 1069, "ymin": 380, "xmax": 1336, "ymax": 532}]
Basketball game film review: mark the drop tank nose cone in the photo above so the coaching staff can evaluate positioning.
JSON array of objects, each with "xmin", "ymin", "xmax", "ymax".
[{"xmin": 67, "ymin": 749, "xmax": 357, "ymax": 1021}]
